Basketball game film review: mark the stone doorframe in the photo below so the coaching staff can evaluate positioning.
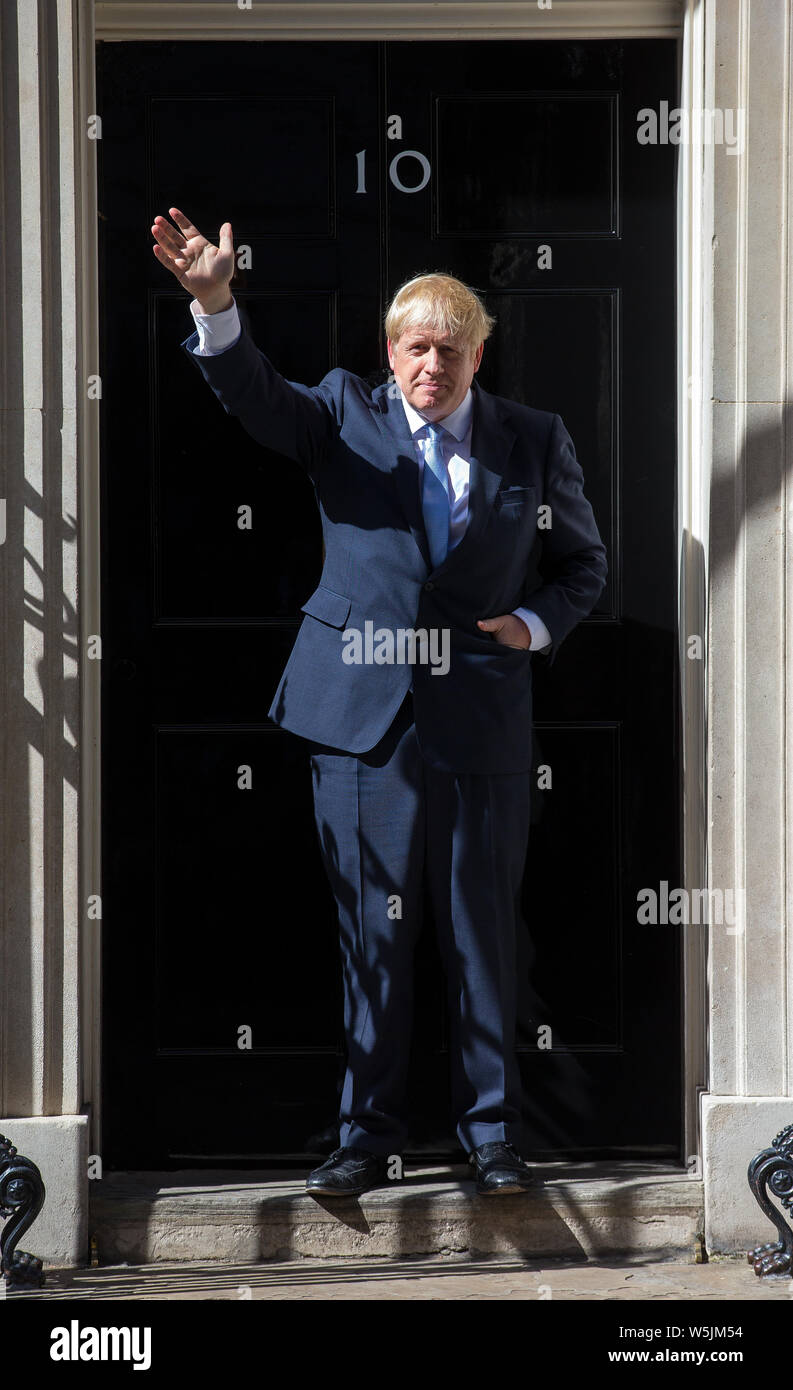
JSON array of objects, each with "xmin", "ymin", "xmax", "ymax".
[{"xmin": 3, "ymin": 0, "xmax": 790, "ymax": 1262}]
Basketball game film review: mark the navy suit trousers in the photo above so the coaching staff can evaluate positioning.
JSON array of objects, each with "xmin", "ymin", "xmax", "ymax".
[{"xmin": 307, "ymin": 691, "xmax": 532, "ymax": 1155}]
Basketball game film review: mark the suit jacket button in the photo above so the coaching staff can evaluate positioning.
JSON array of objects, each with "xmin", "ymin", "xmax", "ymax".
[{"xmin": 425, "ymin": 581, "xmax": 435, "ymax": 591}]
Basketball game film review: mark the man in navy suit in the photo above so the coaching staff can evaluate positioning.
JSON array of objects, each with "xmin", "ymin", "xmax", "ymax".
[{"xmin": 153, "ymin": 207, "xmax": 607, "ymax": 1195}]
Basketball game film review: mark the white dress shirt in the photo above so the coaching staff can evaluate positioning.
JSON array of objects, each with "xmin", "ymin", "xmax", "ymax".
[{"xmin": 189, "ymin": 297, "xmax": 552, "ymax": 651}]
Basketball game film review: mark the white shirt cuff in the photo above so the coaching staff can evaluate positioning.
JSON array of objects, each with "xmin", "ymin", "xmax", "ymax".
[
  {"xmin": 512, "ymin": 607, "xmax": 552, "ymax": 651},
  {"xmin": 189, "ymin": 297, "xmax": 242, "ymax": 355}
]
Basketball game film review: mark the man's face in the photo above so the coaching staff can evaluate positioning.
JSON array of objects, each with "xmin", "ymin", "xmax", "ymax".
[{"xmin": 387, "ymin": 324, "xmax": 484, "ymax": 421}]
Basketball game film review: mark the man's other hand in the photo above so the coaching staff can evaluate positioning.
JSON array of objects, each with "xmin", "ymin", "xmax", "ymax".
[
  {"xmin": 151, "ymin": 208, "xmax": 235, "ymax": 314},
  {"xmin": 477, "ymin": 615, "xmax": 532, "ymax": 649}
]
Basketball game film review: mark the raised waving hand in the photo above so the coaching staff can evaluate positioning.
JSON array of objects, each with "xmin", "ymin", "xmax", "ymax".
[{"xmin": 151, "ymin": 207, "xmax": 235, "ymax": 315}]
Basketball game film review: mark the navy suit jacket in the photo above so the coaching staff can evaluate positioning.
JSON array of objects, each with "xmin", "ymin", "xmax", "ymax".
[{"xmin": 181, "ymin": 323, "xmax": 607, "ymax": 773}]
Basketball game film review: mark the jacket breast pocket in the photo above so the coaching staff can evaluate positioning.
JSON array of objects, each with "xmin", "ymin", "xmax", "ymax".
[
  {"xmin": 495, "ymin": 484, "xmax": 535, "ymax": 518},
  {"xmin": 300, "ymin": 584, "xmax": 352, "ymax": 629}
]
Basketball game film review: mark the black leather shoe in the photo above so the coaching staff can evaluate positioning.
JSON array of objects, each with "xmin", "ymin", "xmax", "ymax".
[
  {"xmin": 469, "ymin": 1142, "xmax": 538, "ymax": 1195},
  {"xmin": 306, "ymin": 1146, "xmax": 392, "ymax": 1196}
]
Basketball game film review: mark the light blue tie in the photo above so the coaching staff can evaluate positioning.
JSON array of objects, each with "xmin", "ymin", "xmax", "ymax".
[{"xmin": 421, "ymin": 423, "xmax": 450, "ymax": 568}]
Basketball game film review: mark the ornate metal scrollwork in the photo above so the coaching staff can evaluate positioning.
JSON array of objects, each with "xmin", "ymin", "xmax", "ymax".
[
  {"xmin": 0, "ymin": 1134, "xmax": 46, "ymax": 1289},
  {"xmin": 747, "ymin": 1122, "xmax": 793, "ymax": 1277}
]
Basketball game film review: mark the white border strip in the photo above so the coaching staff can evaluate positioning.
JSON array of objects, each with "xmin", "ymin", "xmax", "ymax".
[
  {"xmin": 677, "ymin": 0, "xmax": 710, "ymax": 1172},
  {"xmin": 78, "ymin": 0, "xmax": 103, "ymax": 1153}
]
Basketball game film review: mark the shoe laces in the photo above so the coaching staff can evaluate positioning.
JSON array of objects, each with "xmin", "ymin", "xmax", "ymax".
[
  {"xmin": 471, "ymin": 1141, "xmax": 525, "ymax": 1164},
  {"xmin": 328, "ymin": 1145, "xmax": 377, "ymax": 1162}
]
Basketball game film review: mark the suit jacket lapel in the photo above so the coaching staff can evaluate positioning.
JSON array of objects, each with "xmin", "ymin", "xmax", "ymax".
[{"xmin": 430, "ymin": 378, "xmax": 517, "ymax": 579}]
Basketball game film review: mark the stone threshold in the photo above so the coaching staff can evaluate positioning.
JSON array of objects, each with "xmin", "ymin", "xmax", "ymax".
[{"xmin": 89, "ymin": 1161, "xmax": 705, "ymax": 1264}]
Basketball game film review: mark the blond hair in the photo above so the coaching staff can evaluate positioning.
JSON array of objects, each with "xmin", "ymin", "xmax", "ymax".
[{"xmin": 384, "ymin": 272, "xmax": 495, "ymax": 352}]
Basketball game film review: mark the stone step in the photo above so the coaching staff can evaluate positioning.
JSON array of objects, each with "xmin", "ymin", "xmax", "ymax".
[{"xmin": 89, "ymin": 1162, "xmax": 704, "ymax": 1264}]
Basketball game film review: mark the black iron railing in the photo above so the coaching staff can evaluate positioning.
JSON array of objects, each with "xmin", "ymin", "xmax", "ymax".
[
  {"xmin": 747, "ymin": 1122, "xmax": 793, "ymax": 1277},
  {"xmin": 0, "ymin": 1134, "xmax": 46, "ymax": 1289}
]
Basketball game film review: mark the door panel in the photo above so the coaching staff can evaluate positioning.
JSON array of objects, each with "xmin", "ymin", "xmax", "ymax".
[{"xmin": 434, "ymin": 93, "xmax": 618, "ymax": 236}]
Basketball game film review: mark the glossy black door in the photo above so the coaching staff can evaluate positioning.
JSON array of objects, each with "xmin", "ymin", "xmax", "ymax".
[{"xmin": 98, "ymin": 38, "xmax": 680, "ymax": 1168}]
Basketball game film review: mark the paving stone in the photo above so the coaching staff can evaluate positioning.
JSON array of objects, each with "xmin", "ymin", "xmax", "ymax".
[{"xmin": 20, "ymin": 1253, "xmax": 792, "ymax": 1301}]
